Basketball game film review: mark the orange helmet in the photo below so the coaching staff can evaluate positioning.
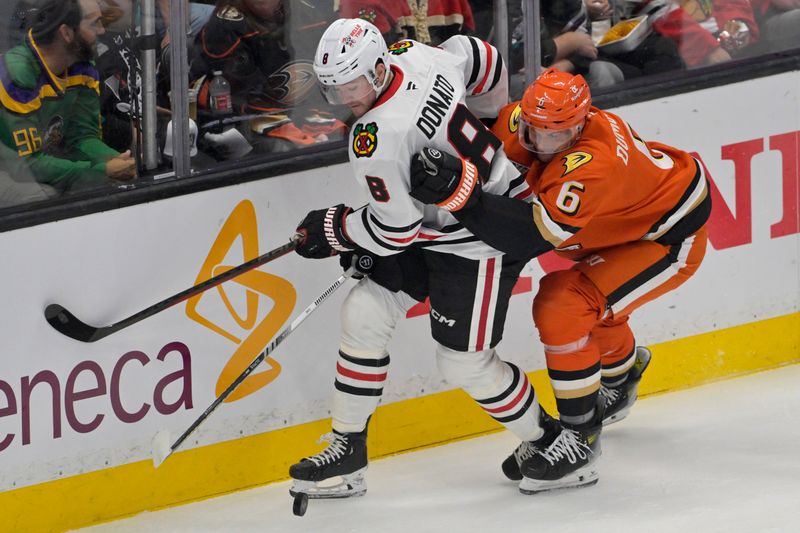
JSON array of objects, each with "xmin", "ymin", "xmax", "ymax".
[
  {"xmin": 520, "ymin": 68, "xmax": 591, "ymax": 130},
  {"xmin": 518, "ymin": 69, "xmax": 591, "ymax": 155}
]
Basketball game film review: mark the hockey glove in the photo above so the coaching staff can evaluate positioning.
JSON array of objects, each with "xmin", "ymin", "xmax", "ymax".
[
  {"xmin": 410, "ymin": 147, "xmax": 482, "ymax": 212},
  {"xmin": 339, "ymin": 249, "xmax": 377, "ymax": 279},
  {"xmin": 295, "ymin": 204, "xmax": 355, "ymax": 259},
  {"xmin": 339, "ymin": 249, "xmax": 406, "ymax": 292}
]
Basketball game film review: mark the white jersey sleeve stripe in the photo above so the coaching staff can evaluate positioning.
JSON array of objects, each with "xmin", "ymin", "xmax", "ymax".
[
  {"xmin": 359, "ymin": 208, "xmax": 421, "ymax": 251},
  {"xmin": 465, "ymin": 36, "xmax": 481, "ymax": 87},
  {"xmin": 367, "ymin": 211, "xmax": 423, "ymax": 234},
  {"xmin": 471, "ymin": 39, "xmax": 495, "ymax": 95}
]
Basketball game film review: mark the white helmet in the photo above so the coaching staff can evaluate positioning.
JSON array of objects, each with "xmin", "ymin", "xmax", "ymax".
[
  {"xmin": 313, "ymin": 18, "xmax": 390, "ymax": 104},
  {"xmin": 163, "ymin": 118, "xmax": 198, "ymax": 158}
]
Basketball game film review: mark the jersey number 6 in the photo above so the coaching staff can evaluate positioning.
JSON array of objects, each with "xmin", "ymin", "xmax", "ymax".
[{"xmin": 555, "ymin": 181, "xmax": 585, "ymax": 215}]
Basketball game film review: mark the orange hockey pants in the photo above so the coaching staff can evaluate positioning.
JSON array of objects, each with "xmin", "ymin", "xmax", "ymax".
[{"xmin": 533, "ymin": 228, "xmax": 708, "ymax": 420}]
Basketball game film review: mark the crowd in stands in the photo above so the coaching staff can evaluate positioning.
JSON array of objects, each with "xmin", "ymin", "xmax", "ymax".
[{"xmin": 1, "ymin": 0, "xmax": 798, "ymax": 209}]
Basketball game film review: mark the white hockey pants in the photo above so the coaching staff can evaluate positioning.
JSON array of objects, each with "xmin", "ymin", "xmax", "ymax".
[{"xmin": 334, "ymin": 277, "xmax": 543, "ymax": 442}]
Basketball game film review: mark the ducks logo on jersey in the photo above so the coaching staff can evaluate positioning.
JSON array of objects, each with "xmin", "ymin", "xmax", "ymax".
[
  {"xmin": 562, "ymin": 151, "xmax": 593, "ymax": 175},
  {"xmin": 353, "ymin": 122, "xmax": 379, "ymax": 158}
]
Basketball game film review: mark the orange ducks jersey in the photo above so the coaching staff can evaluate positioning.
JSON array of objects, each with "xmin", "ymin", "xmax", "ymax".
[{"xmin": 494, "ymin": 104, "xmax": 710, "ymax": 261}]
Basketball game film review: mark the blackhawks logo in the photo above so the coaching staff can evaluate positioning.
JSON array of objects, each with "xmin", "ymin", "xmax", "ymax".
[
  {"xmin": 352, "ymin": 122, "xmax": 378, "ymax": 158},
  {"xmin": 388, "ymin": 41, "xmax": 413, "ymax": 55}
]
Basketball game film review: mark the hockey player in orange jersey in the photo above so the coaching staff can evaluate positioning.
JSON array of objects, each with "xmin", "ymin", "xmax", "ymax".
[{"xmin": 408, "ymin": 68, "xmax": 711, "ymax": 494}]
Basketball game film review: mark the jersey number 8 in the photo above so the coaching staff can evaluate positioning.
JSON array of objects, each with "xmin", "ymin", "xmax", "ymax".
[{"xmin": 447, "ymin": 104, "xmax": 502, "ymax": 181}]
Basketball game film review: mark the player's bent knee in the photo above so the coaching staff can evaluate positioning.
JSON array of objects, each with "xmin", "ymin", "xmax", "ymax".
[
  {"xmin": 533, "ymin": 270, "xmax": 604, "ymax": 340},
  {"xmin": 435, "ymin": 344, "xmax": 508, "ymax": 397},
  {"xmin": 340, "ymin": 278, "xmax": 404, "ymax": 357}
]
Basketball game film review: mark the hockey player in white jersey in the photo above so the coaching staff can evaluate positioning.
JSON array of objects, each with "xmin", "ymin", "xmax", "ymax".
[{"xmin": 289, "ymin": 18, "xmax": 558, "ymax": 503}]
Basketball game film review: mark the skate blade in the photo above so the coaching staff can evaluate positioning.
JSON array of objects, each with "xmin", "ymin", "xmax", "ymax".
[
  {"xmin": 290, "ymin": 468, "xmax": 367, "ymax": 499},
  {"xmin": 603, "ymin": 405, "xmax": 632, "ymax": 426},
  {"xmin": 519, "ymin": 466, "xmax": 599, "ymax": 495}
]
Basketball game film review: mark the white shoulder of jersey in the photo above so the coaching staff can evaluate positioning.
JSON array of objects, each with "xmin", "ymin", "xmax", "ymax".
[{"xmin": 438, "ymin": 35, "xmax": 506, "ymax": 100}]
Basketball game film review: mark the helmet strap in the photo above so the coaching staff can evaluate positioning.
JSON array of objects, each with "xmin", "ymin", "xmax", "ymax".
[{"xmin": 371, "ymin": 61, "xmax": 391, "ymax": 98}]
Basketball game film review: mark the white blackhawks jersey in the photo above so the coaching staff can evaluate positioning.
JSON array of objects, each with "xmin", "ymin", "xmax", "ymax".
[{"xmin": 342, "ymin": 36, "xmax": 532, "ymax": 259}]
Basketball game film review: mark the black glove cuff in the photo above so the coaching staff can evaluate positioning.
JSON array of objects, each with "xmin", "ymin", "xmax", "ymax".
[{"xmin": 324, "ymin": 205, "xmax": 355, "ymax": 252}]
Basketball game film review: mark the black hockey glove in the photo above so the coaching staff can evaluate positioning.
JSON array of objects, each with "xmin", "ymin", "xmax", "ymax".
[
  {"xmin": 410, "ymin": 147, "xmax": 482, "ymax": 212},
  {"xmin": 339, "ymin": 249, "xmax": 377, "ymax": 279},
  {"xmin": 295, "ymin": 204, "xmax": 356, "ymax": 259},
  {"xmin": 339, "ymin": 249, "xmax": 405, "ymax": 292}
]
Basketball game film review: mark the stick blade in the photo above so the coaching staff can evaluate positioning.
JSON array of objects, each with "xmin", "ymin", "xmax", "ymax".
[
  {"xmin": 44, "ymin": 304, "xmax": 102, "ymax": 343},
  {"xmin": 151, "ymin": 430, "xmax": 172, "ymax": 468}
]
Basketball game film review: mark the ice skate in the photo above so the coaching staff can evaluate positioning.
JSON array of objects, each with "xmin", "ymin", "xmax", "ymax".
[
  {"xmin": 601, "ymin": 346, "xmax": 652, "ymax": 426},
  {"xmin": 519, "ymin": 406, "xmax": 603, "ymax": 494},
  {"xmin": 289, "ymin": 429, "xmax": 368, "ymax": 501},
  {"xmin": 501, "ymin": 409, "xmax": 560, "ymax": 481}
]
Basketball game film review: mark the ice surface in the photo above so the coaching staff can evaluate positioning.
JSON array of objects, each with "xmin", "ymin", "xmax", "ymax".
[{"xmin": 77, "ymin": 364, "xmax": 800, "ymax": 533}]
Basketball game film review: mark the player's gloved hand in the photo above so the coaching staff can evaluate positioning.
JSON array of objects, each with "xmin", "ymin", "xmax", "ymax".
[
  {"xmin": 339, "ymin": 249, "xmax": 376, "ymax": 279},
  {"xmin": 295, "ymin": 204, "xmax": 355, "ymax": 259},
  {"xmin": 410, "ymin": 147, "xmax": 482, "ymax": 212}
]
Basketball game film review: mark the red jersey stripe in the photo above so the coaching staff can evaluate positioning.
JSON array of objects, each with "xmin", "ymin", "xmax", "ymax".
[{"xmin": 337, "ymin": 363, "xmax": 388, "ymax": 382}]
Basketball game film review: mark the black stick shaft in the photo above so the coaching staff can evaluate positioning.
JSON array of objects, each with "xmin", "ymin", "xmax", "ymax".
[
  {"xmin": 161, "ymin": 269, "xmax": 353, "ymax": 462},
  {"xmin": 45, "ymin": 237, "xmax": 300, "ymax": 342}
]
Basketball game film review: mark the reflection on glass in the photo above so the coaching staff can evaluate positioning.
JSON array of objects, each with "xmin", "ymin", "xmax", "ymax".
[
  {"xmin": 0, "ymin": 1, "xmax": 797, "ymax": 213},
  {"xmin": 187, "ymin": 0, "xmax": 346, "ymax": 162},
  {"xmin": 505, "ymin": 0, "xmax": 799, "ymax": 99}
]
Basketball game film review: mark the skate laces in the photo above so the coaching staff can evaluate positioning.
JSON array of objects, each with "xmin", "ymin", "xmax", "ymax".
[
  {"xmin": 514, "ymin": 441, "xmax": 540, "ymax": 463},
  {"xmin": 538, "ymin": 428, "xmax": 592, "ymax": 466},
  {"xmin": 599, "ymin": 385, "xmax": 621, "ymax": 405},
  {"xmin": 307, "ymin": 432, "xmax": 349, "ymax": 466}
]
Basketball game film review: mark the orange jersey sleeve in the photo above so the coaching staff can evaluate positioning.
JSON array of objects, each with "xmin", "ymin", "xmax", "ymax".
[{"xmin": 530, "ymin": 108, "xmax": 708, "ymax": 260}]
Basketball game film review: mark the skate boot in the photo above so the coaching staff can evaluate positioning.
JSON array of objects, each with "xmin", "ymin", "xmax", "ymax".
[
  {"xmin": 501, "ymin": 409, "xmax": 560, "ymax": 481},
  {"xmin": 601, "ymin": 346, "xmax": 652, "ymax": 426},
  {"xmin": 519, "ymin": 404, "xmax": 604, "ymax": 494},
  {"xmin": 289, "ymin": 427, "xmax": 368, "ymax": 501}
]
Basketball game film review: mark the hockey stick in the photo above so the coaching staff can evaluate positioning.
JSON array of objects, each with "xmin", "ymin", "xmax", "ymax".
[
  {"xmin": 151, "ymin": 267, "xmax": 355, "ymax": 468},
  {"xmin": 44, "ymin": 236, "xmax": 301, "ymax": 343}
]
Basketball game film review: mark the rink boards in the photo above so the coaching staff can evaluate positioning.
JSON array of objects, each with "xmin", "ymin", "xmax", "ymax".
[{"xmin": 0, "ymin": 72, "xmax": 798, "ymax": 531}]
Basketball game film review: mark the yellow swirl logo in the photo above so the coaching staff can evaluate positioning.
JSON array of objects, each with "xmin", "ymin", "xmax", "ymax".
[
  {"xmin": 509, "ymin": 104, "xmax": 521, "ymax": 133},
  {"xmin": 561, "ymin": 151, "xmax": 593, "ymax": 176},
  {"xmin": 185, "ymin": 200, "xmax": 296, "ymax": 402}
]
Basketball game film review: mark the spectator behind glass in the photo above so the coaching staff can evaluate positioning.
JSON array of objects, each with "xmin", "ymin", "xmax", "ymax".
[
  {"xmin": 94, "ymin": 0, "xmax": 139, "ymax": 152},
  {"xmin": 156, "ymin": 0, "xmax": 214, "ymax": 50},
  {"xmin": 0, "ymin": 0, "xmax": 136, "ymax": 202},
  {"xmin": 750, "ymin": 0, "xmax": 800, "ymax": 53},
  {"xmin": 191, "ymin": 0, "xmax": 346, "ymax": 156},
  {"xmin": 650, "ymin": 0, "xmax": 760, "ymax": 67},
  {"xmin": 399, "ymin": 0, "xmax": 476, "ymax": 45},
  {"xmin": 509, "ymin": 0, "xmax": 624, "ymax": 91},
  {"xmin": 337, "ymin": 1, "xmax": 413, "ymax": 43},
  {"xmin": 587, "ymin": 0, "xmax": 684, "ymax": 79}
]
